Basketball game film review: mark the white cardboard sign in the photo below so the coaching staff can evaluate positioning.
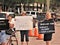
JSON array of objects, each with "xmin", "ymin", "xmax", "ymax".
[{"xmin": 15, "ymin": 16, "xmax": 33, "ymax": 30}]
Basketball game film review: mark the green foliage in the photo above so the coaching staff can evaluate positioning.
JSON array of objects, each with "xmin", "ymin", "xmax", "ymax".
[{"xmin": 0, "ymin": 0, "xmax": 60, "ymax": 7}]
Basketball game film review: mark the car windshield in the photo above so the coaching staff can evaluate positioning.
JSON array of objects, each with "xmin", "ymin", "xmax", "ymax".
[
  {"xmin": 26, "ymin": 12, "xmax": 30, "ymax": 14},
  {"xmin": 31, "ymin": 12, "xmax": 35, "ymax": 15}
]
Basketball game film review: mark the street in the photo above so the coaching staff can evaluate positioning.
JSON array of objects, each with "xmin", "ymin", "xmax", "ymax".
[
  {"xmin": 12, "ymin": 21, "xmax": 60, "ymax": 45},
  {"xmin": 0, "ymin": 0, "xmax": 60, "ymax": 45}
]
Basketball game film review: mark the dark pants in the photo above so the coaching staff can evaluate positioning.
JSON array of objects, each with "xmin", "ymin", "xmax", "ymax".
[
  {"xmin": 20, "ymin": 30, "xmax": 29, "ymax": 42},
  {"xmin": 44, "ymin": 33, "xmax": 52, "ymax": 41}
]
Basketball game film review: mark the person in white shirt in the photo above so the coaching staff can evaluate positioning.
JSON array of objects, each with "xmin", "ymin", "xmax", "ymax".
[{"xmin": 6, "ymin": 15, "xmax": 15, "ymax": 44}]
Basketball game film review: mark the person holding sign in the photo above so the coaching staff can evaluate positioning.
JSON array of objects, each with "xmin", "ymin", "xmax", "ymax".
[
  {"xmin": 20, "ymin": 11, "xmax": 29, "ymax": 45},
  {"xmin": 43, "ymin": 12, "xmax": 55, "ymax": 45}
]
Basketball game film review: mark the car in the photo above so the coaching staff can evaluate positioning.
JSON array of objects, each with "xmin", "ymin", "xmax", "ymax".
[
  {"xmin": 0, "ymin": 12, "xmax": 15, "ymax": 18},
  {"xmin": 0, "ymin": 13, "xmax": 6, "ymax": 19},
  {"xmin": 26, "ymin": 11, "xmax": 38, "ymax": 18},
  {"xmin": 37, "ymin": 12, "xmax": 46, "ymax": 21},
  {"xmin": 0, "ymin": 12, "xmax": 10, "ymax": 30}
]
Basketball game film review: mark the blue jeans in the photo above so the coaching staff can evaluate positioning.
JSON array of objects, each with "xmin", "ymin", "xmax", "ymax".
[{"xmin": 0, "ymin": 31, "xmax": 7, "ymax": 43}]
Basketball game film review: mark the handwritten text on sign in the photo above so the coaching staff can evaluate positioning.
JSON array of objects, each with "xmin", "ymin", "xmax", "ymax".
[{"xmin": 15, "ymin": 16, "xmax": 33, "ymax": 30}]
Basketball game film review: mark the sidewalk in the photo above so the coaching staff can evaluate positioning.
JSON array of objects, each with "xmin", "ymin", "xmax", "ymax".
[{"xmin": 12, "ymin": 22, "xmax": 60, "ymax": 45}]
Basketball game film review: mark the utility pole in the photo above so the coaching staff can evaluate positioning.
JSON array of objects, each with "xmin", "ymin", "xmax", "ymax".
[{"xmin": 46, "ymin": 0, "xmax": 50, "ymax": 12}]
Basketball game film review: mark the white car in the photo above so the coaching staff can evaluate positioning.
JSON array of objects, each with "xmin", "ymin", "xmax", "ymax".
[
  {"xmin": 26, "ymin": 11, "xmax": 38, "ymax": 18},
  {"xmin": 0, "ymin": 12, "xmax": 15, "ymax": 19},
  {"xmin": 0, "ymin": 12, "xmax": 15, "ymax": 17}
]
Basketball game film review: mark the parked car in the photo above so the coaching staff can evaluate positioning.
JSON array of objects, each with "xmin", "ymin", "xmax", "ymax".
[
  {"xmin": 0, "ymin": 12, "xmax": 15, "ymax": 18},
  {"xmin": 0, "ymin": 12, "xmax": 10, "ymax": 30},
  {"xmin": 26, "ymin": 11, "xmax": 38, "ymax": 18}
]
